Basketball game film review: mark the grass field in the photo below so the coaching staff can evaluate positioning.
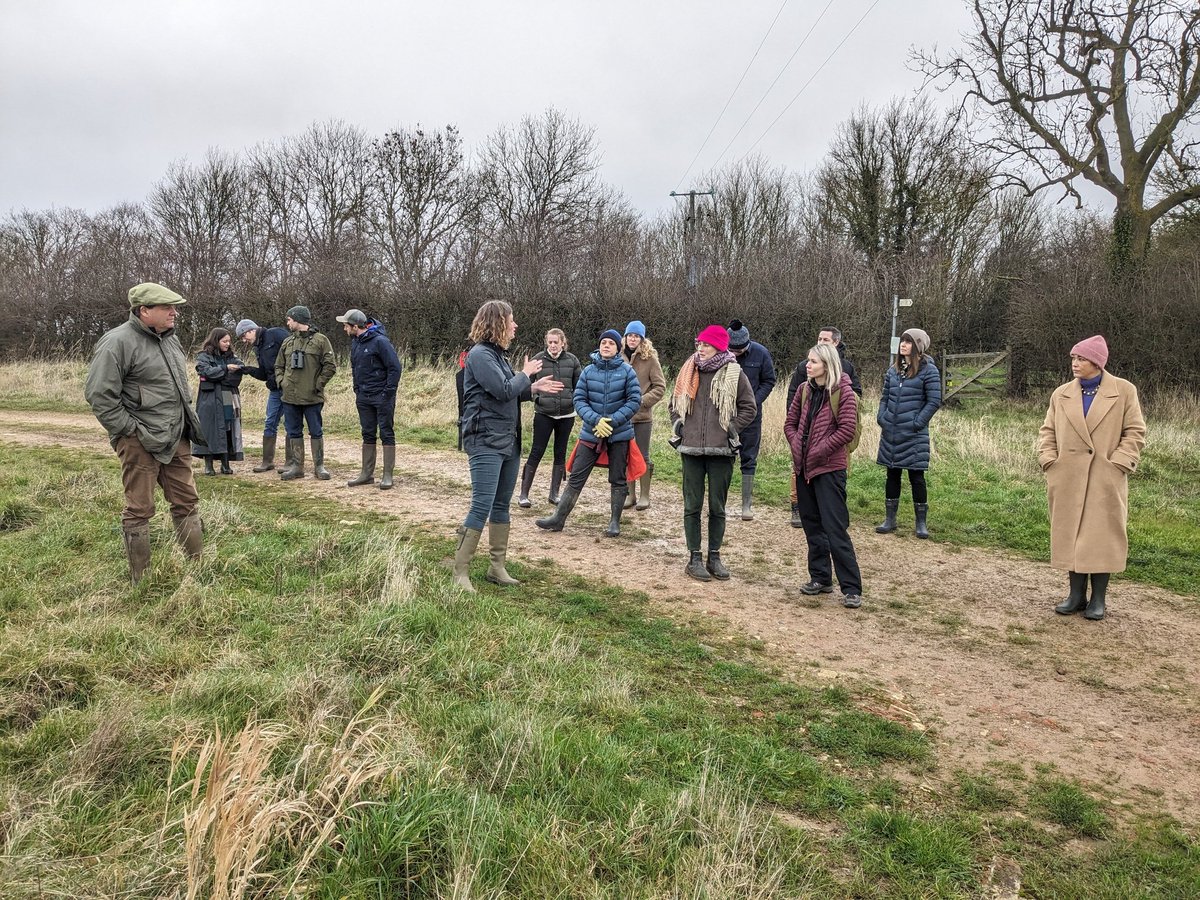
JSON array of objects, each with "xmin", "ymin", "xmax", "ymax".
[{"xmin": 0, "ymin": 442, "xmax": 1197, "ymax": 896}]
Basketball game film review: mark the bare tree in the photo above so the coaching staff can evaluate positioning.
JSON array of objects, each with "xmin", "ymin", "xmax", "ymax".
[{"xmin": 917, "ymin": 0, "xmax": 1200, "ymax": 271}]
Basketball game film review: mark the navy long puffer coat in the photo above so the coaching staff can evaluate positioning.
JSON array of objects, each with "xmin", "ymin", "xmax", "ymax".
[
  {"xmin": 574, "ymin": 351, "xmax": 641, "ymax": 443},
  {"xmin": 876, "ymin": 359, "xmax": 942, "ymax": 470}
]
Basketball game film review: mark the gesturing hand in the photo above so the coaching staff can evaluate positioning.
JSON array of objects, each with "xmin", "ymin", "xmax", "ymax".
[
  {"xmin": 531, "ymin": 378, "xmax": 564, "ymax": 395},
  {"xmin": 522, "ymin": 355, "xmax": 544, "ymax": 377}
]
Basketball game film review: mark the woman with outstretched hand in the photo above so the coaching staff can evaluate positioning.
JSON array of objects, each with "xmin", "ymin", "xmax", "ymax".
[
  {"xmin": 518, "ymin": 328, "xmax": 581, "ymax": 508},
  {"xmin": 454, "ymin": 300, "xmax": 563, "ymax": 593},
  {"xmin": 192, "ymin": 327, "xmax": 245, "ymax": 476}
]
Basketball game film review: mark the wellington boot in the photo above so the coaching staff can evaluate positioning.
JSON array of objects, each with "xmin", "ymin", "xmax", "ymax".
[
  {"xmin": 173, "ymin": 512, "xmax": 203, "ymax": 561},
  {"xmin": 122, "ymin": 525, "xmax": 151, "ymax": 584},
  {"xmin": 1055, "ymin": 571, "xmax": 1089, "ymax": 615},
  {"xmin": 1084, "ymin": 573, "xmax": 1109, "ymax": 621},
  {"xmin": 741, "ymin": 473, "xmax": 755, "ymax": 521},
  {"xmin": 536, "ymin": 484, "xmax": 580, "ymax": 532},
  {"xmin": 548, "ymin": 465, "xmax": 565, "ymax": 505},
  {"xmin": 790, "ymin": 503, "xmax": 803, "ymax": 528},
  {"xmin": 914, "ymin": 502, "xmax": 930, "ymax": 539},
  {"xmin": 253, "ymin": 435, "xmax": 277, "ymax": 472},
  {"xmin": 685, "ymin": 550, "xmax": 712, "ymax": 581},
  {"xmin": 518, "ymin": 463, "xmax": 536, "ymax": 508},
  {"xmin": 379, "ymin": 445, "xmax": 395, "ymax": 490},
  {"xmin": 875, "ymin": 498, "xmax": 899, "ymax": 534},
  {"xmin": 485, "ymin": 522, "xmax": 520, "ymax": 586},
  {"xmin": 348, "ymin": 443, "xmax": 376, "ymax": 487},
  {"xmin": 706, "ymin": 551, "xmax": 730, "ymax": 580},
  {"xmin": 219, "ymin": 455, "xmax": 233, "ymax": 475},
  {"xmin": 203, "ymin": 457, "xmax": 215, "ymax": 476},
  {"xmin": 452, "ymin": 527, "xmax": 482, "ymax": 592},
  {"xmin": 635, "ymin": 472, "xmax": 652, "ymax": 510},
  {"xmin": 311, "ymin": 437, "xmax": 330, "ymax": 480},
  {"xmin": 605, "ymin": 486, "xmax": 628, "ymax": 537},
  {"xmin": 624, "ymin": 483, "xmax": 636, "ymax": 509},
  {"xmin": 279, "ymin": 438, "xmax": 306, "ymax": 480}
]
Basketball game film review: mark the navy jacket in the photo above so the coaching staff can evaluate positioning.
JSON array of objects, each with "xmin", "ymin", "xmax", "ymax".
[
  {"xmin": 461, "ymin": 342, "xmax": 531, "ymax": 456},
  {"xmin": 244, "ymin": 326, "xmax": 289, "ymax": 392},
  {"xmin": 736, "ymin": 341, "xmax": 777, "ymax": 418},
  {"xmin": 574, "ymin": 352, "xmax": 641, "ymax": 443},
  {"xmin": 350, "ymin": 321, "xmax": 402, "ymax": 396},
  {"xmin": 876, "ymin": 359, "xmax": 942, "ymax": 470}
]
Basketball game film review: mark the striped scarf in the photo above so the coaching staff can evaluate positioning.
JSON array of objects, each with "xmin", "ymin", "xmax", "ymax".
[{"xmin": 670, "ymin": 351, "xmax": 741, "ymax": 431}]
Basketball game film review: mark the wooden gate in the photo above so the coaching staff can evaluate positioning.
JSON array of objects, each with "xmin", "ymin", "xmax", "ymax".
[{"xmin": 940, "ymin": 349, "xmax": 1009, "ymax": 403}]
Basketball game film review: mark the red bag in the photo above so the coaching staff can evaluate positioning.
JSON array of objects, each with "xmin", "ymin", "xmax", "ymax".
[{"xmin": 566, "ymin": 439, "xmax": 647, "ymax": 482}]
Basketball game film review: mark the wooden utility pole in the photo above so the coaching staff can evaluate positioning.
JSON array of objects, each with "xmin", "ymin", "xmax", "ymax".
[{"xmin": 670, "ymin": 189, "xmax": 714, "ymax": 289}]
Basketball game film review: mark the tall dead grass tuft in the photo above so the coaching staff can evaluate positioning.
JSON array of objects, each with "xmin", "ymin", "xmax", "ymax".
[{"xmin": 166, "ymin": 687, "xmax": 396, "ymax": 899}]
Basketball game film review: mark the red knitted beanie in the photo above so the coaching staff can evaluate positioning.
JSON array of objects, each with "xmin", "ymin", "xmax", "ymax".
[{"xmin": 695, "ymin": 325, "xmax": 730, "ymax": 352}]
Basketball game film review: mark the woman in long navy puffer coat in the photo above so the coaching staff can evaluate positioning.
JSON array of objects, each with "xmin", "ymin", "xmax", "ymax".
[{"xmin": 875, "ymin": 328, "xmax": 941, "ymax": 538}]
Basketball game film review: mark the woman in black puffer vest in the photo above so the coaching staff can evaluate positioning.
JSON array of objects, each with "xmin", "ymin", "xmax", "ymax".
[
  {"xmin": 519, "ymin": 328, "xmax": 582, "ymax": 508},
  {"xmin": 875, "ymin": 328, "xmax": 942, "ymax": 538}
]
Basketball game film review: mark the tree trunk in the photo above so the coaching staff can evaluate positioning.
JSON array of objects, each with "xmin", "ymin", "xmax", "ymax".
[{"xmin": 1108, "ymin": 207, "xmax": 1153, "ymax": 277}]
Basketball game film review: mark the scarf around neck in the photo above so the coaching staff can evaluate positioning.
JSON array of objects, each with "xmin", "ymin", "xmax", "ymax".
[{"xmin": 671, "ymin": 350, "xmax": 740, "ymax": 430}]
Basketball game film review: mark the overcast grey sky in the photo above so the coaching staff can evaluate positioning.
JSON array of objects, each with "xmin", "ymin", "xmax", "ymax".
[{"xmin": 1, "ymin": 0, "xmax": 973, "ymax": 218}]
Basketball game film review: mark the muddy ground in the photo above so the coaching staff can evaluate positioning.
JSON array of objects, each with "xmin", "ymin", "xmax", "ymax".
[{"xmin": 3, "ymin": 410, "xmax": 1197, "ymax": 822}]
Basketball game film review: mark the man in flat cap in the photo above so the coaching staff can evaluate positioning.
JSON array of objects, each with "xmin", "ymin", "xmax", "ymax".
[
  {"xmin": 338, "ymin": 308, "xmax": 402, "ymax": 489},
  {"xmin": 275, "ymin": 305, "xmax": 337, "ymax": 481},
  {"xmin": 84, "ymin": 282, "xmax": 206, "ymax": 583}
]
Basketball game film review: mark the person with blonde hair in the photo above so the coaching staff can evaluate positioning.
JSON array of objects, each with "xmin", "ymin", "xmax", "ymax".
[
  {"xmin": 784, "ymin": 343, "xmax": 863, "ymax": 608},
  {"xmin": 1039, "ymin": 335, "xmax": 1145, "ymax": 621},
  {"xmin": 518, "ymin": 327, "xmax": 581, "ymax": 508},
  {"xmin": 454, "ymin": 300, "xmax": 563, "ymax": 592},
  {"xmin": 622, "ymin": 320, "xmax": 667, "ymax": 510}
]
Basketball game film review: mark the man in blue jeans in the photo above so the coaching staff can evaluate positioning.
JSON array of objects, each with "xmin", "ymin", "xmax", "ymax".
[
  {"xmin": 338, "ymin": 308, "xmax": 403, "ymax": 489},
  {"xmin": 236, "ymin": 318, "xmax": 290, "ymax": 472},
  {"xmin": 274, "ymin": 306, "xmax": 337, "ymax": 481}
]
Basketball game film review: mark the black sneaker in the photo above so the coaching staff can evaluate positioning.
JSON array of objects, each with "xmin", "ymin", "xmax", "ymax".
[
  {"xmin": 842, "ymin": 594, "xmax": 862, "ymax": 609},
  {"xmin": 799, "ymin": 580, "xmax": 834, "ymax": 595}
]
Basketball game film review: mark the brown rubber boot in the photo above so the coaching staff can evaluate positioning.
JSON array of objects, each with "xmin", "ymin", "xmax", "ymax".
[
  {"xmin": 452, "ymin": 527, "xmax": 483, "ymax": 592},
  {"xmin": 485, "ymin": 522, "xmax": 520, "ymax": 585},
  {"xmin": 635, "ymin": 472, "xmax": 652, "ymax": 510},
  {"xmin": 173, "ymin": 512, "xmax": 203, "ymax": 561},
  {"xmin": 279, "ymin": 438, "xmax": 305, "ymax": 480},
  {"xmin": 311, "ymin": 437, "xmax": 330, "ymax": 480},
  {"xmin": 379, "ymin": 445, "xmax": 395, "ymax": 490},
  {"xmin": 122, "ymin": 525, "xmax": 151, "ymax": 584},
  {"xmin": 348, "ymin": 443, "xmax": 376, "ymax": 486}
]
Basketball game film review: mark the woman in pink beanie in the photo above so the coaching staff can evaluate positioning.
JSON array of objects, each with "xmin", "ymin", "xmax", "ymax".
[
  {"xmin": 1037, "ymin": 334, "xmax": 1146, "ymax": 620},
  {"xmin": 668, "ymin": 325, "xmax": 757, "ymax": 581}
]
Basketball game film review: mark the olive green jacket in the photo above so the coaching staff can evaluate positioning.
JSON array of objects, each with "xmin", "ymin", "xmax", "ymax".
[
  {"xmin": 275, "ymin": 328, "xmax": 336, "ymax": 405},
  {"xmin": 84, "ymin": 314, "xmax": 204, "ymax": 464}
]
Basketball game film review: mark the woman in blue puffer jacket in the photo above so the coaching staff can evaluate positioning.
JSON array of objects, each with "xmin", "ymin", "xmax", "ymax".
[
  {"xmin": 875, "ymin": 328, "xmax": 941, "ymax": 538},
  {"xmin": 537, "ymin": 328, "xmax": 640, "ymax": 537}
]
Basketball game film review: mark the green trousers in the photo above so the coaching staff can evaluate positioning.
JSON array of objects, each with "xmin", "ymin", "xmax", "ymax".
[{"xmin": 681, "ymin": 455, "xmax": 733, "ymax": 553}]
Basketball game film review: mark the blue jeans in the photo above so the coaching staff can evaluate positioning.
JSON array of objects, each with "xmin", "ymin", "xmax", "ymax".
[
  {"xmin": 263, "ymin": 389, "xmax": 284, "ymax": 438},
  {"xmin": 463, "ymin": 447, "xmax": 520, "ymax": 531},
  {"xmin": 282, "ymin": 402, "xmax": 323, "ymax": 439},
  {"xmin": 356, "ymin": 391, "xmax": 396, "ymax": 444}
]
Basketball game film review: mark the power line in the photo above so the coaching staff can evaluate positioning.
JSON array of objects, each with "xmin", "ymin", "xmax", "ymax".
[
  {"xmin": 705, "ymin": 0, "xmax": 838, "ymax": 174},
  {"xmin": 738, "ymin": 0, "xmax": 883, "ymax": 162},
  {"xmin": 675, "ymin": 0, "xmax": 791, "ymax": 192}
]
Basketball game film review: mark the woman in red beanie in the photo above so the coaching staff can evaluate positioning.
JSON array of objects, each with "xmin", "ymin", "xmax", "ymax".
[
  {"xmin": 1038, "ymin": 335, "xmax": 1146, "ymax": 621},
  {"xmin": 668, "ymin": 325, "xmax": 758, "ymax": 581}
]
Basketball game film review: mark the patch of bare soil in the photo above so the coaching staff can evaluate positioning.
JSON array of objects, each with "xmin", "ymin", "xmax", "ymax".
[{"xmin": 4, "ymin": 410, "xmax": 1198, "ymax": 821}]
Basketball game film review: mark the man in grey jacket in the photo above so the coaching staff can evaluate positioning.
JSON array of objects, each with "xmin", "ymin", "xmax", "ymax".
[{"xmin": 84, "ymin": 283, "xmax": 206, "ymax": 583}]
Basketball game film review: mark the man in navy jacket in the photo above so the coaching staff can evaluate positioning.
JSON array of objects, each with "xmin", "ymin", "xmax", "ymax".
[
  {"xmin": 237, "ymin": 318, "xmax": 291, "ymax": 473},
  {"xmin": 339, "ymin": 308, "xmax": 403, "ymax": 489},
  {"xmin": 727, "ymin": 319, "xmax": 777, "ymax": 520}
]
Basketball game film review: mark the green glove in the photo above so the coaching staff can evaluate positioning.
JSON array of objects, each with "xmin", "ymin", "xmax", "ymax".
[{"xmin": 593, "ymin": 417, "xmax": 613, "ymax": 438}]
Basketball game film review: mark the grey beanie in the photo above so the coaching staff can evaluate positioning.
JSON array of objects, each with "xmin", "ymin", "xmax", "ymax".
[
  {"xmin": 727, "ymin": 319, "xmax": 750, "ymax": 350},
  {"xmin": 235, "ymin": 318, "xmax": 259, "ymax": 338},
  {"xmin": 285, "ymin": 305, "xmax": 312, "ymax": 325}
]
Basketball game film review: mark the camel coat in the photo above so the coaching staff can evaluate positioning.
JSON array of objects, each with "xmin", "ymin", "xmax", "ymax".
[{"xmin": 1037, "ymin": 373, "xmax": 1146, "ymax": 573}]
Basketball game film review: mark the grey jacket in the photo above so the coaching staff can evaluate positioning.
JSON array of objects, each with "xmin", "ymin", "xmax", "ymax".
[
  {"xmin": 84, "ymin": 313, "xmax": 204, "ymax": 463},
  {"xmin": 460, "ymin": 342, "xmax": 532, "ymax": 456}
]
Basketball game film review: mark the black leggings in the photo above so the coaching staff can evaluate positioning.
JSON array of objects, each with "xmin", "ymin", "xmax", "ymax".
[
  {"xmin": 528, "ymin": 413, "xmax": 575, "ymax": 468},
  {"xmin": 886, "ymin": 467, "xmax": 928, "ymax": 503}
]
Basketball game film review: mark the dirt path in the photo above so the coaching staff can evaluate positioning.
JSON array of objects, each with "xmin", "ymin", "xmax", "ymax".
[{"xmin": 4, "ymin": 410, "xmax": 1198, "ymax": 821}]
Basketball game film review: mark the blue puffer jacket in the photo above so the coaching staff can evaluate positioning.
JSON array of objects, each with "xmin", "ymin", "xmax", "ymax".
[
  {"xmin": 350, "ymin": 321, "xmax": 403, "ymax": 396},
  {"xmin": 574, "ymin": 352, "xmax": 641, "ymax": 443},
  {"xmin": 876, "ymin": 359, "xmax": 942, "ymax": 470}
]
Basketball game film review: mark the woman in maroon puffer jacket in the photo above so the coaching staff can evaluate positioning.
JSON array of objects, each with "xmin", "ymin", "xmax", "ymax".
[{"xmin": 784, "ymin": 342, "xmax": 864, "ymax": 608}]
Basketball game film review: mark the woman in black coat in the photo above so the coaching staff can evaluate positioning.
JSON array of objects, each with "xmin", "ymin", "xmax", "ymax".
[
  {"xmin": 875, "ymin": 328, "xmax": 941, "ymax": 538},
  {"xmin": 518, "ymin": 327, "xmax": 582, "ymax": 508},
  {"xmin": 191, "ymin": 327, "xmax": 246, "ymax": 475}
]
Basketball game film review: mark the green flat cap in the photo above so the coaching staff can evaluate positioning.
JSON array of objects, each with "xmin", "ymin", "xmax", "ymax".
[{"xmin": 128, "ymin": 282, "xmax": 187, "ymax": 308}]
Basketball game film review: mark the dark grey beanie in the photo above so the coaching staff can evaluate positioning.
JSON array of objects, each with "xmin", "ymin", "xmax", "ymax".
[
  {"xmin": 285, "ymin": 305, "xmax": 311, "ymax": 325},
  {"xmin": 727, "ymin": 319, "xmax": 750, "ymax": 350}
]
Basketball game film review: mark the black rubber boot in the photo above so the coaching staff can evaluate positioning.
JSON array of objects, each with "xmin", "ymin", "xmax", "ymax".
[
  {"xmin": 1084, "ymin": 573, "xmax": 1109, "ymax": 621},
  {"xmin": 706, "ymin": 551, "xmax": 730, "ymax": 580},
  {"xmin": 685, "ymin": 550, "xmax": 712, "ymax": 581},
  {"xmin": 279, "ymin": 438, "xmax": 305, "ymax": 480},
  {"xmin": 253, "ymin": 435, "xmax": 276, "ymax": 472},
  {"xmin": 379, "ymin": 445, "xmax": 395, "ymax": 490},
  {"xmin": 219, "ymin": 454, "xmax": 233, "ymax": 475},
  {"xmin": 914, "ymin": 502, "xmax": 930, "ymax": 539},
  {"xmin": 536, "ymin": 484, "xmax": 580, "ymax": 532},
  {"xmin": 875, "ymin": 498, "xmax": 899, "ymax": 534},
  {"xmin": 1055, "ymin": 571, "xmax": 1089, "ymax": 615},
  {"xmin": 311, "ymin": 437, "xmax": 330, "ymax": 480},
  {"xmin": 348, "ymin": 443, "xmax": 376, "ymax": 486},
  {"xmin": 518, "ymin": 463, "xmax": 536, "ymax": 508},
  {"xmin": 549, "ymin": 465, "xmax": 565, "ymax": 505},
  {"xmin": 203, "ymin": 457, "xmax": 215, "ymax": 476},
  {"xmin": 605, "ymin": 486, "xmax": 627, "ymax": 537}
]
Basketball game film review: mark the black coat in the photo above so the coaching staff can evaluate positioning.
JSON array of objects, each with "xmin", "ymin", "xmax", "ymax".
[
  {"xmin": 243, "ymin": 326, "xmax": 289, "ymax": 392},
  {"xmin": 460, "ymin": 342, "xmax": 532, "ymax": 456}
]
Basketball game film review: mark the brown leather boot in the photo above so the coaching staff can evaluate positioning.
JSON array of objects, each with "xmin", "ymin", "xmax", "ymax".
[{"xmin": 173, "ymin": 512, "xmax": 203, "ymax": 561}]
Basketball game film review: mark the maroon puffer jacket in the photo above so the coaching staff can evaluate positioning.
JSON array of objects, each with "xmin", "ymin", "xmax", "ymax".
[{"xmin": 784, "ymin": 372, "xmax": 857, "ymax": 482}]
